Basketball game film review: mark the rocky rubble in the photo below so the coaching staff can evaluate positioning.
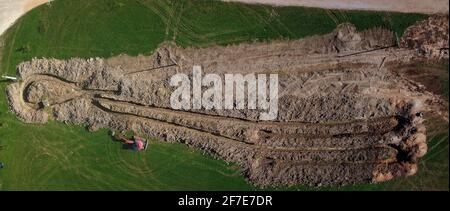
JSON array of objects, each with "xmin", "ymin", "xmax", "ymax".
[{"xmin": 401, "ymin": 15, "xmax": 449, "ymax": 59}]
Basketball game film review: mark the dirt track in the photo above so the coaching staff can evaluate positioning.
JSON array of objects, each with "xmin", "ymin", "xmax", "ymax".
[
  {"xmin": 223, "ymin": 0, "xmax": 449, "ymax": 14},
  {"xmin": 7, "ymin": 19, "xmax": 448, "ymax": 187}
]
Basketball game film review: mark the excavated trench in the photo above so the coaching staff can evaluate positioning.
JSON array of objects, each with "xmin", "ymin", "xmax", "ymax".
[{"xmin": 6, "ymin": 21, "xmax": 446, "ymax": 187}]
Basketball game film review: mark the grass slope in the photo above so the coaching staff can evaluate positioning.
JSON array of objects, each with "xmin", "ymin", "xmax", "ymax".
[{"xmin": 1, "ymin": 0, "xmax": 445, "ymax": 190}]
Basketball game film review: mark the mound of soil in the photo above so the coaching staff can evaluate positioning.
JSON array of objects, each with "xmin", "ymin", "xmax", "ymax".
[
  {"xmin": 6, "ymin": 23, "xmax": 442, "ymax": 187},
  {"xmin": 401, "ymin": 15, "xmax": 449, "ymax": 59}
]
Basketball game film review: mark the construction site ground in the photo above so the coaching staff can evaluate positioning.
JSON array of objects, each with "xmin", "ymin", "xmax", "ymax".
[{"xmin": 0, "ymin": 0, "xmax": 448, "ymax": 190}]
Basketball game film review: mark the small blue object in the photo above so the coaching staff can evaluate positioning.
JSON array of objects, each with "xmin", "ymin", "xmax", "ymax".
[{"xmin": 0, "ymin": 162, "xmax": 4, "ymax": 169}]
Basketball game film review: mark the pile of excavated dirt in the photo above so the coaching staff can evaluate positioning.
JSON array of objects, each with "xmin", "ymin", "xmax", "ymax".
[
  {"xmin": 6, "ymin": 23, "xmax": 442, "ymax": 187},
  {"xmin": 401, "ymin": 15, "xmax": 449, "ymax": 59}
]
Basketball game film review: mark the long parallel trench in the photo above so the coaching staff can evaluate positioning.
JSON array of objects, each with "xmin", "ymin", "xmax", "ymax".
[{"xmin": 6, "ymin": 25, "xmax": 433, "ymax": 187}]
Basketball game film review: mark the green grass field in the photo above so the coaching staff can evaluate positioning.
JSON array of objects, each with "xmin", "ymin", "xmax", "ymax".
[{"xmin": 0, "ymin": 0, "xmax": 447, "ymax": 190}]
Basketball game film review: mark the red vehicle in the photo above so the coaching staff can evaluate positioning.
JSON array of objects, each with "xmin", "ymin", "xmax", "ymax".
[{"xmin": 112, "ymin": 131, "xmax": 149, "ymax": 151}]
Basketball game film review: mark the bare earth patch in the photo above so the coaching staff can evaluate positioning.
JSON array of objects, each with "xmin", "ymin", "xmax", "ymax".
[
  {"xmin": 222, "ymin": 0, "xmax": 449, "ymax": 14},
  {"xmin": 23, "ymin": 0, "xmax": 50, "ymax": 12}
]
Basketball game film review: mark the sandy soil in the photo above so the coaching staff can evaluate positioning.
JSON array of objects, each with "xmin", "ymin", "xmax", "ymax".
[
  {"xmin": 0, "ymin": 0, "xmax": 51, "ymax": 36},
  {"xmin": 23, "ymin": 0, "xmax": 50, "ymax": 12},
  {"xmin": 223, "ymin": 0, "xmax": 449, "ymax": 14}
]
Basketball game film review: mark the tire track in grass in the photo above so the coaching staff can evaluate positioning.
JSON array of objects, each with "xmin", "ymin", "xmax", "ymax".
[
  {"xmin": 104, "ymin": 132, "xmax": 166, "ymax": 190},
  {"xmin": 51, "ymin": 1, "xmax": 87, "ymax": 57},
  {"xmin": 266, "ymin": 8, "xmax": 295, "ymax": 38},
  {"xmin": 175, "ymin": 4, "xmax": 256, "ymax": 46},
  {"xmin": 3, "ymin": 21, "xmax": 23, "ymax": 75}
]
